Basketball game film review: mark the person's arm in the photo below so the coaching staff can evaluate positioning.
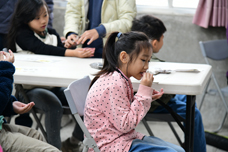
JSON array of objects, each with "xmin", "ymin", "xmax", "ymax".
[
  {"xmin": 16, "ymin": 27, "xmax": 66, "ymax": 56},
  {"xmin": 102, "ymin": 0, "xmax": 137, "ymax": 35},
  {"xmin": 0, "ymin": 59, "xmax": 15, "ymax": 116},
  {"xmin": 64, "ymin": 0, "xmax": 82, "ymax": 37},
  {"xmin": 76, "ymin": 0, "xmax": 137, "ymax": 45}
]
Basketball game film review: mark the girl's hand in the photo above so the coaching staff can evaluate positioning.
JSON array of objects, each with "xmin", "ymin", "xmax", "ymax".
[
  {"xmin": 65, "ymin": 34, "xmax": 78, "ymax": 48},
  {"xmin": 140, "ymin": 72, "xmax": 154, "ymax": 87},
  {"xmin": 75, "ymin": 48, "xmax": 95, "ymax": 58},
  {"xmin": 152, "ymin": 88, "xmax": 164, "ymax": 101},
  {"xmin": 77, "ymin": 29, "xmax": 99, "ymax": 45},
  {"xmin": 13, "ymin": 101, "xmax": 35, "ymax": 114},
  {"xmin": 0, "ymin": 50, "xmax": 14, "ymax": 63}
]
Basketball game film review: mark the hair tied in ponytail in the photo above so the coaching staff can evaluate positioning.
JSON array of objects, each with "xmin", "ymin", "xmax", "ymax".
[{"xmin": 117, "ymin": 32, "xmax": 122, "ymax": 39}]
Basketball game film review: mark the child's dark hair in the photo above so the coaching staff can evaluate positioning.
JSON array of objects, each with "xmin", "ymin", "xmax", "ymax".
[
  {"xmin": 7, "ymin": 0, "xmax": 48, "ymax": 52},
  {"xmin": 131, "ymin": 15, "xmax": 167, "ymax": 41},
  {"xmin": 90, "ymin": 31, "xmax": 152, "ymax": 88}
]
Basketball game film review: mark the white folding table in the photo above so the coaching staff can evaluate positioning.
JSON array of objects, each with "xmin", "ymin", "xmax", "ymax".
[{"xmin": 14, "ymin": 53, "xmax": 212, "ymax": 152}]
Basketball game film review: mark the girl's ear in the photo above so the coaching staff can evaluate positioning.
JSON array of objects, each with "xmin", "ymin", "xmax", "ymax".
[{"xmin": 119, "ymin": 51, "xmax": 129, "ymax": 64}]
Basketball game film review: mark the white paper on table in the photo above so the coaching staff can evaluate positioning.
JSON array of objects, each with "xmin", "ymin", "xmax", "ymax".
[{"xmin": 16, "ymin": 55, "xmax": 62, "ymax": 63}]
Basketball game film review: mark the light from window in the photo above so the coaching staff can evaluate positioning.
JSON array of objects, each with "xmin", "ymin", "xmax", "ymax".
[
  {"xmin": 136, "ymin": 0, "xmax": 199, "ymax": 9},
  {"xmin": 173, "ymin": 0, "xmax": 199, "ymax": 8},
  {"xmin": 136, "ymin": 0, "xmax": 169, "ymax": 7}
]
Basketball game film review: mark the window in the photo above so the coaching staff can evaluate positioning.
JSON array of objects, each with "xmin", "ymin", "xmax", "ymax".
[
  {"xmin": 136, "ymin": 0, "xmax": 199, "ymax": 15},
  {"xmin": 53, "ymin": 0, "xmax": 199, "ymax": 16}
]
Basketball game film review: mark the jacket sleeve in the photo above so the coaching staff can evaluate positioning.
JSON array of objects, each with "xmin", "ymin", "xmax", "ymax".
[
  {"xmin": 0, "ymin": 61, "xmax": 16, "ymax": 116},
  {"xmin": 102, "ymin": 0, "xmax": 137, "ymax": 35},
  {"xmin": 100, "ymin": 84, "xmax": 153, "ymax": 133},
  {"xmin": 64, "ymin": 0, "xmax": 82, "ymax": 37},
  {"xmin": 16, "ymin": 27, "xmax": 66, "ymax": 56}
]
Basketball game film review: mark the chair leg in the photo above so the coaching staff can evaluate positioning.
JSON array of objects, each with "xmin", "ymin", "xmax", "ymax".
[
  {"xmin": 199, "ymin": 78, "xmax": 211, "ymax": 110},
  {"xmin": 142, "ymin": 118, "xmax": 154, "ymax": 136},
  {"xmin": 212, "ymin": 74, "xmax": 228, "ymax": 132},
  {"xmin": 36, "ymin": 114, "xmax": 44, "ymax": 130},
  {"xmin": 212, "ymin": 74, "xmax": 228, "ymax": 113},
  {"xmin": 71, "ymin": 114, "xmax": 77, "ymax": 123},
  {"xmin": 213, "ymin": 112, "xmax": 227, "ymax": 133},
  {"xmin": 167, "ymin": 122, "xmax": 184, "ymax": 147}
]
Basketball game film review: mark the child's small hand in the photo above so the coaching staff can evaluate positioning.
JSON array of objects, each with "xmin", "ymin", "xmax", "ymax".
[
  {"xmin": 152, "ymin": 88, "xmax": 164, "ymax": 101},
  {"xmin": 13, "ymin": 101, "xmax": 35, "ymax": 114},
  {"xmin": 75, "ymin": 48, "xmax": 95, "ymax": 58},
  {"xmin": 140, "ymin": 72, "xmax": 154, "ymax": 87},
  {"xmin": 0, "ymin": 50, "xmax": 14, "ymax": 63}
]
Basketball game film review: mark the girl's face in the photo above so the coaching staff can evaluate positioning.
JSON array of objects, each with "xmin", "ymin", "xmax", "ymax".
[
  {"xmin": 126, "ymin": 48, "xmax": 152, "ymax": 80},
  {"xmin": 28, "ymin": 5, "xmax": 49, "ymax": 35}
]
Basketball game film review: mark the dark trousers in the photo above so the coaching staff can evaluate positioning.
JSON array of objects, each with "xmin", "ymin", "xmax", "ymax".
[{"xmin": 17, "ymin": 87, "xmax": 83, "ymax": 149}]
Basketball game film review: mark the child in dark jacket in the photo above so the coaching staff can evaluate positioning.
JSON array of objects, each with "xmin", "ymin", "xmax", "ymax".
[{"xmin": 0, "ymin": 50, "xmax": 60, "ymax": 152}]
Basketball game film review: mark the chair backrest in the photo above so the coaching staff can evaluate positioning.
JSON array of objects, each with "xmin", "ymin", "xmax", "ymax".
[
  {"xmin": 64, "ymin": 76, "xmax": 91, "ymax": 116},
  {"xmin": 64, "ymin": 76, "xmax": 100, "ymax": 152},
  {"xmin": 199, "ymin": 39, "xmax": 228, "ymax": 61}
]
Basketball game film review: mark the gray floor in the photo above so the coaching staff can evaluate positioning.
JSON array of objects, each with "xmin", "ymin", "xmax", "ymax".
[{"xmin": 10, "ymin": 108, "xmax": 228, "ymax": 152}]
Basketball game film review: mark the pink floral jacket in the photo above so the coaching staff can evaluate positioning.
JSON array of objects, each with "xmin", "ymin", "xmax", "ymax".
[{"xmin": 84, "ymin": 69, "xmax": 153, "ymax": 152}]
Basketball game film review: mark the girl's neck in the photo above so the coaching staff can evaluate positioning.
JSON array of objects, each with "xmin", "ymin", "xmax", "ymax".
[{"xmin": 35, "ymin": 29, "xmax": 47, "ymax": 38}]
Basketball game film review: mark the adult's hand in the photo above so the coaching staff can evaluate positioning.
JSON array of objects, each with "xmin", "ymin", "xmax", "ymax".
[
  {"xmin": 77, "ymin": 29, "xmax": 99, "ymax": 45},
  {"xmin": 65, "ymin": 34, "xmax": 78, "ymax": 48}
]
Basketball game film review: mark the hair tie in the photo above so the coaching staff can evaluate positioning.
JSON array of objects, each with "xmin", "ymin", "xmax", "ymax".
[{"xmin": 117, "ymin": 32, "xmax": 122, "ymax": 39}]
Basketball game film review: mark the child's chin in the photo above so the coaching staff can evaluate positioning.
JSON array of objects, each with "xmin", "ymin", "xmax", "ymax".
[{"xmin": 134, "ymin": 76, "xmax": 142, "ymax": 80}]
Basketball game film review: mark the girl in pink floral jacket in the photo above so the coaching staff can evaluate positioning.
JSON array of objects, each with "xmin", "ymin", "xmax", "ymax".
[{"xmin": 84, "ymin": 32, "xmax": 185, "ymax": 152}]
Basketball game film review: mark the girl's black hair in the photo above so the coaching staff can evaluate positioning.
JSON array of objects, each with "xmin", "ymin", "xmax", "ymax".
[
  {"xmin": 7, "ymin": 0, "xmax": 48, "ymax": 52},
  {"xmin": 90, "ymin": 31, "xmax": 152, "ymax": 88}
]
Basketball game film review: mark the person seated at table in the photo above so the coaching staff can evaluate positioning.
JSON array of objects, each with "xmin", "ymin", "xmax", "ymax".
[
  {"xmin": 6, "ymin": 0, "xmax": 89, "ymax": 151},
  {"xmin": 131, "ymin": 15, "xmax": 206, "ymax": 152},
  {"xmin": 0, "ymin": 50, "xmax": 60, "ymax": 152},
  {"xmin": 63, "ymin": 0, "xmax": 136, "ymax": 58},
  {"xmin": 85, "ymin": 31, "xmax": 185, "ymax": 152}
]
